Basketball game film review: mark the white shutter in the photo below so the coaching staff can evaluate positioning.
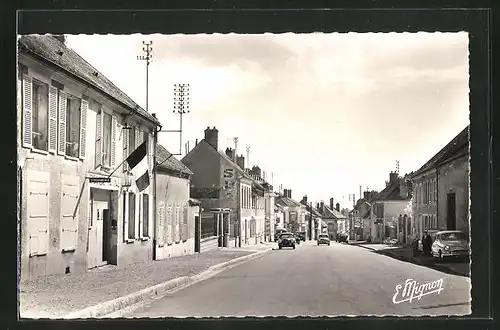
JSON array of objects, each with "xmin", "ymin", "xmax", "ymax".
[
  {"xmin": 148, "ymin": 133, "xmax": 153, "ymax": 171},
  {"xmin": 27, "ymin": 170, "xmax": 50, "ymax": 256},
  {"xmin": 122, "ymin": 191, "xmax": 129, "ymax": 242},
  {"xmin": 135, "ymin": 127, "xmax": 140, "ymax": 149},
  {"xmin": 122, "ymin": 127, "xmax": 129, "ymax": 172},
  {"xmin": 79, "ymin": 99, "xmax": 88, "ymax": 159},
  {"xmin": 48, "ymin": 86, "xmax": 58, "ymax": 153},
  {"xmin": 22, "ymin": 75, "xmax": 33, "ymax": 148},
  {"xmin": 135, "ymin": 193, "xmax": 140, "ymax": 239},
  {"xmin": 166, "ymin": 206, "xmax": 172, "ymax": 244},
  {"xmin": 111, "ymin": 116, "xmax": 117, "ymax": 167},
  {"xmin": 157, "ymin": 203, "xmax": 165, "ymax": 246},
  {"xmin": 95, "ymin": 111, "xmax": 102, "ymax": 167},
  {"xmin": 61, "ymin": 175, "xmax": 79, "ymax": 251},
  {"xmin": 57, "ymin": 91, "xmax": 67, "ymax": 155}
]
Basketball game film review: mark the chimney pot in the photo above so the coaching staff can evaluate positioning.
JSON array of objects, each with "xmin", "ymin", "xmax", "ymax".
[
  {"xmin": 330, "ymin": 198, "xmax": 334, "ymax": 210},
  {"xmin": 204, "ymin": 127, "xmax": 218, "ymax": 150},
  {"xmin": 336, "ymin": 203, "xmax": 340, "ymax": 212}
]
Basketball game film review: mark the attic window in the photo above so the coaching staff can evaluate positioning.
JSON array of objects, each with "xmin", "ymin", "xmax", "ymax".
[{"xmin": 56, "ymin": 50, "xmax": 64, "ymax": 56}]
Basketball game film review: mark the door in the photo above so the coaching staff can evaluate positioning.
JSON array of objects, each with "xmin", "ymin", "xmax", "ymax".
[
  {"xmin": 87, "ymin": 190, "xmax": 110, "ymax": 269},
  {"xmin": 102, "ymin": 209, "xmax": 110, "ymax": 262},
  {"xmin": 447, "ymin": 193, "xmax": 456, "ymax": 230},
  {"xmin": 194, "ymin": 215, "xmax": 200, "ymax": 252}
]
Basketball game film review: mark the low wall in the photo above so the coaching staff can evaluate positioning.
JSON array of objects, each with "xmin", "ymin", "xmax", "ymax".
[{"xmin": 200, "ymin": 236, "xmax": 219, "ymax": 253}]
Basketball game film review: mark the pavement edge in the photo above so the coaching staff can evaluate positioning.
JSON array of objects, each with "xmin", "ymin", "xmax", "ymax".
[
  {"xmin": 61, "ymin": 247, "xmax": 273, "ymax": 319},
  {"xmin": 353, "ymin": 244, "xmax": 469, "ymax": 277}
]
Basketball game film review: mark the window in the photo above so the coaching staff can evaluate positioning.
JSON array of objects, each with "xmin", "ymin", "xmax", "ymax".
[
  {"xmin": 142, "ymin": 194, "xmax": 149, "ymax": 237},
  {"xmin": 65, "ymin": 95, "xmax": 81, "ymax": 158},
  {"xmin": 128, "ymin": 126, "xmax": 136, "ymax": 157},
  {"xmin": 102, "ymin": 112, "xmax": 112, "ymax": 167},
  {"xmin": 32, "ymin": 79, "xmax": 49, "ymax": 151},
  {"xmin": 128, "ymin": 192, "xmax": 136, "ymax": 239}
]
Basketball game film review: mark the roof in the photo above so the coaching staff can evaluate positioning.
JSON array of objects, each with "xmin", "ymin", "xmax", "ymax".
[
  {"xmin": 323, "ymin": 206, "xmax": 347, "ymax": 219},
  {"xmin": 18, "ymin": 35, "xmax": 159, "ymax": 125},
  {"xmin": 156, "ymin": 144, "xmax": 193, "ymax": 176},
  {"xmin": 412, "ymin": 126, "xmax": 469, "ymax": 177},
  {"xmin": 373, "ymin": 182, "xmax": 406, "ymax": 201},
  {"xmin": 361, "ymin": 207, "xmax": 372, "ymax": 219},
  {"xmin": 275, "ymin": 194, "xmax": 303, "ymax": 208}
]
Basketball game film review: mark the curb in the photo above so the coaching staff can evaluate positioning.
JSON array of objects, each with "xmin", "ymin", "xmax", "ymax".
[{"xmin": 62, "ymin": 248, "xmax": 273, "ymax": 319}]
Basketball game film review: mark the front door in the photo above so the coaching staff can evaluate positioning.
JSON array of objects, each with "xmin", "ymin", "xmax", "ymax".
[
  {"xmin": 447, "ymin": 193, "xmax": 456, "ymax": 230},
  {"xmin": 194, "ymin": 215, "xmax": 200, "ymax": 252},
  {"xmin": 88, "ymin": 190, "xmax": 110, "ymax": 269}
]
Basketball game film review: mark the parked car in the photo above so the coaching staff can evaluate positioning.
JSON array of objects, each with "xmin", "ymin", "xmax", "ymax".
[
  {"xmin": 274, "ymin": 228, "xmax": 288, "ymax": 242},
  {"xmin": 317, "ymin": 233, "xmax": 331, "ymax": 246},
  {"xmin": 296, "ymin": 231, "xmax": 306, "ymax": 241},
  {"xmin": 278, "ymin": 232, "xmax": 296, "ymax": 249},
  {"xmin": 336, "ymin": 232, "xmax": 348, "ymax": 243},
  {"xmin": 431, "ymin": 230, "xmax": 470, "ymax": 260}
]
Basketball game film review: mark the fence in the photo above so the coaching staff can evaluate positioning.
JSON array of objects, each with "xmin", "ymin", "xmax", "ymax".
[{"xmin": 201, "ymin": 213, "xmax": 216, "ymax": 239}]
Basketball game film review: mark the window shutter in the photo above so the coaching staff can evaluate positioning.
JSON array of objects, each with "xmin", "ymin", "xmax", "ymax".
[
  {"xmin": 57, "ymin": 91, "xmax": 67, "ymax": 155},
  {"xmin": 95, "ymin": 111, "xmax": 102, "ymax": 167},
  {"xmin": 135, "ymin": 127, "xmax": 140, "ymax": 148},
  {"xmin": 148, "ymin": 133, "xmax": 153, "ymax": 173},
  {"xmin": 158, "ymin": 203, "xmax": 165, "ymax": 246},
  {"xmin": 122, "ymin": 127, "xmax": 129, "ymax": 172},
  {"xmin": 183, "ymin": 205, "xmax": 188, "ymax": 240},
  {"xmin": 48, "ymin": 86, "xmax": 58, "ymax": 153},
  {"xmin": 79, "ymin": 99, "xmax": 88, "ymax": 159},
  {"xmin": 122, "ymin": 191, "xmax": 128, "ymax": 241},
  {"xmin": 111, "ymin": 116, "xmax": 117, "ymax": 167},
  {"xmin": 22, "ymin": 74, "xmax": 33, "ymax": 148}
]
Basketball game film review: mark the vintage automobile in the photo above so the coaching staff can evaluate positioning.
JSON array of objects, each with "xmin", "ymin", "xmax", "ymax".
[
  {"xmin": 317, "ymin": 233, "xmax": 331, "ymax": 246},
  {"xmin": 431, "ymin": 230, "xmax": 470, "ymax": 260},
  {"xmin": 278, "ymin": 232, "xmax": 296, "ymax": 249},
  {"xmin": 336, "ymin": 232, "xmax": 348, "ymax": 243},
  {"xmin": 274, "ymin": 228, "xmax": 288, "ymax": 242},
  {"xmin": 296, "ymin": 231, "xmax": 306, "ymax": 241}
]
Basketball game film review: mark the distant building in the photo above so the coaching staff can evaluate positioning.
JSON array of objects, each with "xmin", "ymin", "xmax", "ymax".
[{"xmin": 275, "ymin": 189, "xmax": 307, "ymax": 234}]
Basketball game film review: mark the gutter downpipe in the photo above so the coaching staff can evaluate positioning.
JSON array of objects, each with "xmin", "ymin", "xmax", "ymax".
[{"xmin": 152, "ymin": 123, "xmax": 161, "ymax": 261}]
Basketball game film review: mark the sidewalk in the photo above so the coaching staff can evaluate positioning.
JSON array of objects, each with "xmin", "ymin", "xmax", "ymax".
[
  {"xmin": 20, "ymin": 245, "xmax": 272, "ymax": 319},
  {"xmin": 354, "ymin": 243, "xmax": 470, "ymax": 277}
]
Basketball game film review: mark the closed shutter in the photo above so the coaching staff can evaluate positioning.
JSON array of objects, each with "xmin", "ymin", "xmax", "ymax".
[
  {"xmin": 135, "ymin": 127, "xmax": 140, "ymax": 150},
  {"xmin": 22, "ymin": 75, "xmax": 33, "ymax": 148},
  {"xmin": 111, "ymin": 116, "xmax": 117, "ymax": 167},
  {"xmin": 182, "ymin": 205, "xmax": 188, "ymax": 240},
  {"xmin": 175, "ymin": 206, "xmax": 181, "ymax": 242},
  {"xmin": 122, "ymin": 191, "xmax": 128, "ymax": 241},
  {"xmin": 122, "ymin": 127, "xmax": 128, "ymax": 172},
  {"xmin": 79, "ymin": 99, "xmax": 88, "ymax": 159},
  {"xmin": 166, "ymin": 206, "xmax": 172, "ymax": 244},
  {"xmin": 57, "ymin": 91, "xmax": 67, "ymax": 155},
  {"xmin": 27, "ymin": 170, "xmax": 50, "ymax": 256},
  {"xmin": 148, "ymin": 133, "xmax": 154, "ymax": 175},
  {"xmin": 61, "ymin": 175, "xmax": 79, "ymax": 251},
  {"xmin": 157, "ymin": 202, "xmax": 165, "ymax": 246},
  {"xmin": 95, "ymin": 111, "xmax": 102, "ymax": 167},
  {"xmin": 48, "ymin": 86, "xmax": 58, "ymax": 153}
]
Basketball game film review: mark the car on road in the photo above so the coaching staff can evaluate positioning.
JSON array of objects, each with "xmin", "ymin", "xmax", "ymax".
[
  {"xmin": 296, "ymin": 231, "xmax": 306, "ymax": 241},
  {"xmin": 278, "ymin": 232, "xmax": 296, "ymax": 249},
  {"xmin": 336, "ymin": 232, "xmax": 348, "ymax": 243},
  {"xmin": 317, "ymin": 233, "xmax": 331, "ymax": 245},
  {"xmin": 431, "ymin": 230, "xmax": 470, "ymax": 260},
  {"xmin": 274, "ymin": 228, "xmax": 288, "ymax": 242}
]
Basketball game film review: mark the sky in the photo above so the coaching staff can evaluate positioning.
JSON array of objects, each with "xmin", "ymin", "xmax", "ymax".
[{"xmin": 65, "ymin": 32, "xmax": 469, "ymax": 209}]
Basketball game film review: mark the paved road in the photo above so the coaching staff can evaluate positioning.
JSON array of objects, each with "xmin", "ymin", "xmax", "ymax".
[{"xmin": 114, "ymin": 241, "xmax": 471, "ymax": 317}]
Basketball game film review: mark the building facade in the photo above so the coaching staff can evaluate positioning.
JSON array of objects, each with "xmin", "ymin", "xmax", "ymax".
[
  {"xmin": 18, "ymin": 35, "xmax": 159, "ymax": 280},
  {"xmin": 154, "ymin": 144, "xmax": 199, "ymax": 259}
]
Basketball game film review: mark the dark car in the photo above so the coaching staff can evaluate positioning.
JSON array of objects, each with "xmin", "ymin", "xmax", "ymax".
[
  {"xmin": 274, "ymin": 228, "xmax": 288, "ymax": 242},
  {"xmin": 317, "ymin": 233, "xmax": 331, "ymax": 245},
  {"xmin": 278, "ymin": 232, "xmax": 296, "ymax": 249},
  {"xmin": 296, "ymin": 231, "xmax": 306, "ymax": 241},
  {"xmin": 336, "ymin": 232, "xmax": 348, "ymax": 243}
]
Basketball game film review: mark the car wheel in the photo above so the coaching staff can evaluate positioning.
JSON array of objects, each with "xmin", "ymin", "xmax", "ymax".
[
  {"xmin": 328, "ymin": 242, "xmax": 331, "ymax": 245},
  {"xmin": 317, "ymin": 242, "xmax": 320, "ymax": 245},
  {"xmin": 293, "ymin": 245, "xmax": 296, "ymax": 249},
  {"xmin": 279, "ymin": 245, "xmax": 282, "ymax": 250}
]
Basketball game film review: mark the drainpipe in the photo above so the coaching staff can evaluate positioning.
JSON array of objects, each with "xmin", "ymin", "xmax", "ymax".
[{"xmin": 152, "ymin": 124, "xmax": 160, "ymax": 261}]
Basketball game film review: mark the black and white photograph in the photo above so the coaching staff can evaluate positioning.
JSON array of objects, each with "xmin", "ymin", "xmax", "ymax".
[{"xmin": 17, "ymin": 30, "xmax": 472, "ymax": 318}]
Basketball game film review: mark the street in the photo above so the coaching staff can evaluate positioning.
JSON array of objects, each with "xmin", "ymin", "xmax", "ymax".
[{"xmin": 111, "ymin": 241, "xmax": 471, "ymax": 317}]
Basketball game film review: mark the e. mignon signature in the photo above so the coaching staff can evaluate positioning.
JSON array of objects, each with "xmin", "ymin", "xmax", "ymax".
[{"xmin": 392, "ymin": 278, "xmax": 444, "ymax": 304}]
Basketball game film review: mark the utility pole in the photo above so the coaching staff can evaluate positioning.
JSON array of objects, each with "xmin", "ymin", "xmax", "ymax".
[
  {"xmin": 137, "ymin": 41, "xmax": 153, "ymax": 112},
  {"xmin": 246, "ymin": 146, "xmax": 250, "ymax": 168},
  {"xmin": 396, "ymin": 160, "xmax": 400, "ymax": 174},
  {"xmin": 233, "ymin": 137, "xmax": 239, "ymax": 162},
  {"xmin": 160, "ymin": 84, "xmax": 191, "ymax": 155}
]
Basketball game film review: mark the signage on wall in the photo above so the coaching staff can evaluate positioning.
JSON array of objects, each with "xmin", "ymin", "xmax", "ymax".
[
  {"xmin": 89, "ymin": 177, "xmax": 111, "ymax": 183},
  {"xmin": 223, "ymin": 168, "xmax": 234, "ymax": 179}
]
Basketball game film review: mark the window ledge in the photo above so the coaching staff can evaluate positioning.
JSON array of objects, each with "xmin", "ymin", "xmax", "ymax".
[
  {"xmin": 65, "ymin": 155, "xmax": 79, "ymax": 162},
  {"xmin": 30, "ymin": 148, "xmax": 49, "ymax": 156},
  {"xmin": 125, "ymin": 239, "xmax": 135, "ymax": 244},
  {"xmin": 140, "ymin": 237, "xmax": 150, "ymax": 241},
  {"xmin": 29, "ymin": 252, "xmax": 47, "ymax": 258},
  {"xmin": 61, "ymin": 248, "xmax": 76, "ymax": 253}
]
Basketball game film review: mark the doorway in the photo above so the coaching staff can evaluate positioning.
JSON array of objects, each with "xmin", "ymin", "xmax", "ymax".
[
  {"xmin": 88, "ymin": 189, "xmax": 112, "ymax": 269},
  {"xmin": 194, "ymin": 215, "xmax": 200, "ymax": 253},
  {"xmin": 447, "ymin": 192, "xmax": 456, "ymax": 230}
]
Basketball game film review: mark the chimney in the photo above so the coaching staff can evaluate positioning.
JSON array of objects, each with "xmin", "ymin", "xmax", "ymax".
[
  {"xmin": 336, "ymin": 203, "xmax": 340, "ymax": 212},
  {"xmin": 236, "ymin": 155, "xmax": 245, "ymax": 169},
  {"xmin": 329, "ymin": 198, "xmax": 334, "ymax": 210},
  {"xmin": 364, "ymin": 191, "xmax": 370, "ymax": 200},
  {"xmin": 52, "ymin": 34, "xmax": 67, "ymax": 44},
  {"xmin": 195, "ymin": 138, "xmax": 198, "ymax": 146},
  {"xmin": 320, "ymin": 201, "xmax": 324, "ymax": 210},
  {"xmin": 225, "ymin": 147, "xmax": 234, "ymax": 160},
  {"xmin": 316, "ymin": 202, "xmax": 320, "ymax": 210},
  {"xmin": 302, "ymin": 195, "xmax": 308, "ymax": 206},
  {"xmin": 288, "ymin": 189, "xmax": 292, "ymax": 199},
  {"xmin": 251, "ymin": 165, "xmax": 262, "ymax": 178},
  {"xmin": 389, "ymin": 171, "xmax": 398, "ymax": 184},
  {"xmin": 204, "ymin": 126, "xmax": 218, "ymax": 150}
]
